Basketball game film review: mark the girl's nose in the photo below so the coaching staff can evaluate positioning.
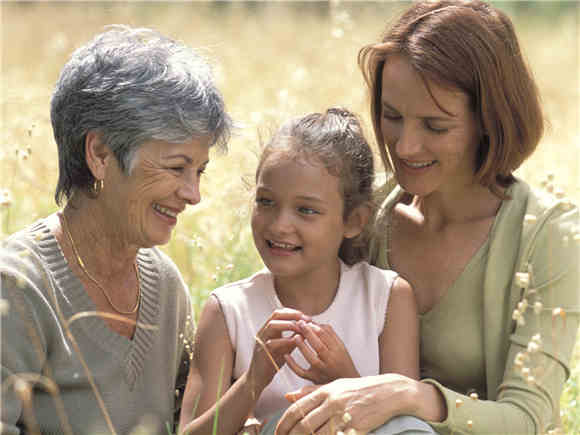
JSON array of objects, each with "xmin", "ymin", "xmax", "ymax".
[{"xmin": 269, "ymin": 209, "xmax": 294, "ymax": 234}]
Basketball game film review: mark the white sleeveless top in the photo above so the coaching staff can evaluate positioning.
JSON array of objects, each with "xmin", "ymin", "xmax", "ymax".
[{"xmin": 211, "ymin": 261, "xmax": 397, "ymax": 419}]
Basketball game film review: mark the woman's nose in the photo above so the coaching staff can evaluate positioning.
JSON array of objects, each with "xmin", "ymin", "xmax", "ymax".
[
  {"xmin": 178, "ymin": 175, "xmax": 201, "ymax": 205},
  {"xmin": 394, "ymin": 123, "xmax": 423, "ymax": 158}
]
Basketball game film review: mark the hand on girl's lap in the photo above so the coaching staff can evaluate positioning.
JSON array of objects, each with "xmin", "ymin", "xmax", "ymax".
[
  {"xmin": 284, "ymin": 321, "xmax": 360, "ymax": 384},
  {"xmin": 278, "ymin": 375, "xmax": 412, "ymax": 435}
]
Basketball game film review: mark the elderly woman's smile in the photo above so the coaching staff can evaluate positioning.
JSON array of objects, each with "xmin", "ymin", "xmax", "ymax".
[{"xmin": 103, "ymin": 137, "xmax": 211, "ymax": 248}]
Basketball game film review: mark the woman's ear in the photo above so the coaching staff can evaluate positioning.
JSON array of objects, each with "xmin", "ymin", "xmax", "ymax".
[
  {"xmin": 344, "ymin": 203, "xmax": 372, "ymax": 239},
  {"xmin": 85, "ymin": 130, "xmax": 112, "ymax": 180}
]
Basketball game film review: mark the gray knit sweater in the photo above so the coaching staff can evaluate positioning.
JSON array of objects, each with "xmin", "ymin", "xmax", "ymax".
[{"xmin": 1, "ymin": 217, "xmax": 195, "ymax": 435}]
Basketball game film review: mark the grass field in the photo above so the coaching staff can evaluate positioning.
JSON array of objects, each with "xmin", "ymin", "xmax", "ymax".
[{"xmin": 1, "ymin": 1, "xmax": 579, "ymax": 433}]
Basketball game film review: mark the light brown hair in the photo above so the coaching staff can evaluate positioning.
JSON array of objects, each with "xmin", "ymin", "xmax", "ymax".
[
  {"xmin": 256, "ymin": 107, "xmax": 374, "ymax": 264},
  {"xmin": 358, "ymin": 0, "xmax": 544, "ymax": 197}
]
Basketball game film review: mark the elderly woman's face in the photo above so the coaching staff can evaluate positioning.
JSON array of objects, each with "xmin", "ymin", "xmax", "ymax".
[{"xmin": 101, "ymin": 137, "xmax": 210, "ymax": 248}]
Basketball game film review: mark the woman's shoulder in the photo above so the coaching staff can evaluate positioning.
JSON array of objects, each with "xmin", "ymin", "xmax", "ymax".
[
  {"xmin": 508, "ymin": 179, "xmax": 579, "ymax": 242},
  {"xmin": 1, "ymin": 217, "xmax": 57, "ymax": 281}
]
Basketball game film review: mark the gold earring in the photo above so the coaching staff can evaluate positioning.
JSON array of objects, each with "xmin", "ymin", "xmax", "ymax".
[{"xmin": 92, "ymin": 179, "xmax": 104, "ymax": 197}]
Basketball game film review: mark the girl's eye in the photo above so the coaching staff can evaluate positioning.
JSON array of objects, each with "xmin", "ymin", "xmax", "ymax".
[
  {"xmin": 256, "ymin": 197, "xmax": 274, "ymax": 207},
  {"xmin": 298, "ymin": 206, "xmax": 318, "ymax": 215},
  {"xmin": 197, "ymin": 166, "xmax": 207, "ymax": 177}
]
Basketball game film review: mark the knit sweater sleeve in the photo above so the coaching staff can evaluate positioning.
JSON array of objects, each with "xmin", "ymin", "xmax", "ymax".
[
  {"xmin": 424, "ymin": 191, "xmax": 580, "ymax": 435},
  {"xmin": 1, "ymin": 238, "xmax": 59, "ymax": 435}
]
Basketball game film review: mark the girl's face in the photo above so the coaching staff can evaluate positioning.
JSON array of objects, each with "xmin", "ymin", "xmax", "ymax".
[
  {"xmin": 380, "ymin": 55, "xmax": 481, "ymax": 198},
  {"xmin": 100, "ymin": 137, "xmax": 210, "ymax": 248},
  {"xmin": 251, "ymin": 154, "xmax": 356, "ymax": 282}
]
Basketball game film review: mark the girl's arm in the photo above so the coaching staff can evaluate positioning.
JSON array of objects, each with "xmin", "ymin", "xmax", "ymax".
[
  {"xmin": 378, "ymin": 275, "xmax": 420, "ymax": 379},
  {"xmin": 179, "ymin": 297, "xmax": 305, "ymax": 435},
  {"xmin": 179, "ymin": 295, "xmax": 240, "ymax": 434}
]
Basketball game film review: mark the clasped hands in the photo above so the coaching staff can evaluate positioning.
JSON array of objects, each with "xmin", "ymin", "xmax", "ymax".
[
  {"xmin": 250, "ymin": 308, "xmax": 360, "ymax": 388},
  {"xmin": 245, "ymin": 308, "xmax": 363, "ymax": 434}
]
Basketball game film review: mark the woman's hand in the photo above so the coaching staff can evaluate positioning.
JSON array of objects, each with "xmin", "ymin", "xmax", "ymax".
[
  {"xmin": 275, "ymin": 374, "xmax": 424, "ymax": 435},
  {"xmin": 248, "ymin": 308, "xmax": 310, "ymax": 394},
  {"xmin": 284, "ymin": 321, "xmax": 360, "ymax": 384}
]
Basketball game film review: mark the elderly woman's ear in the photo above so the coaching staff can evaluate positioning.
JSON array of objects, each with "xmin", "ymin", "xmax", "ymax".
[{"xmin": 85, "ymin": 130, "xmax": 113, "ymax": 181}]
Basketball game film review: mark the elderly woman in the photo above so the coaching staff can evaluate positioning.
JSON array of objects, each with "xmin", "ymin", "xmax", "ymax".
[
  {"xmin": 273, "ymin": 1, "xmax": 579, "ymax": 434},
  {"xmin": 1, "ymin": 26, "xmax": 232, "ymax": 434}
]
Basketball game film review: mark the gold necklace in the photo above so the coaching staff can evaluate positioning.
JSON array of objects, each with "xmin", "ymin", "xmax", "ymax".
[{"xmin": 60, "ymin": 212, "xmax": 141, "ymax": 315}]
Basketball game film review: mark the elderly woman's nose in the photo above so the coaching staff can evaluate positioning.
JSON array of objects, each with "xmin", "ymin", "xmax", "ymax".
[{"xmin": 178, "ymin": 175, "xmax": 201, "ymax": 205}]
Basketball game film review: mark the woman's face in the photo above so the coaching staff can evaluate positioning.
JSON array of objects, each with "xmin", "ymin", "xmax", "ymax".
[
  {"xmin": 101, "ymin": 137, "xmax": 210, "ymax": 248},
  {"xmin": 380, "ymin": 55, "xmax": 481, "ymax": 197}
]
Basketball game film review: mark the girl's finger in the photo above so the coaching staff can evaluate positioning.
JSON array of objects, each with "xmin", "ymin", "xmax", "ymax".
[
  {"xmin": 260, "ymin": 320, "xmax": 302, "ymax": 340},
  {"xmin": 270, "ymin": 308, "xmax": 312, "ymax": 322},
  {"xmin": 284, "ymin": 354, "xmax": 312, "ymax": 380},
  {"xmin": 298, "ymin": 322, "xmax": 328, "ymax": 356},
  {"xmin": 295, "ymin": 335, "xmax": 324, "ymax": 369},
  {"xmin": 263, "ymin": 337, "xmax": 298, "ymax": 356}
]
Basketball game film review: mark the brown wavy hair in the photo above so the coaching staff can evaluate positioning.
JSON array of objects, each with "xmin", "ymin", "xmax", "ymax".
[{"xmin": 358, "ymin": 0, "xmax": 544, "ymax": 197}]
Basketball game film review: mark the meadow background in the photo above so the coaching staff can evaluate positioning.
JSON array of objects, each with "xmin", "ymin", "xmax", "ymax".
[{"xmin": 1, "ymin": 1, "xmax": 579, "ymax": 432}]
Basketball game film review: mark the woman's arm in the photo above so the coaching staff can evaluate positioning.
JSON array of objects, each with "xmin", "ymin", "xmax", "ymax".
[
  {"xmin": 379, "ymin": 276, "xmax": 420, "ymax": 380},
  {"xmin": 1, "ymin": 249, "xmax": 52, "ymax": 435},
  {"xmin": 275, "ymin": 373, "xmax": 445, "ymax": 435}
]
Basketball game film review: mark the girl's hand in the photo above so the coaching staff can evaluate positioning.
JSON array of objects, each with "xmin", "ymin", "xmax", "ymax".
[
  {"xmin": 284, "ymin": 321, "xmax": 360, "ymax": 384},
  {"xmin": 275, "ymin": 374, "xmax": 420, "ymax": 435},
  {"xmin": 248, "ymin": 308, "xmax": 310, "ymax": 393}
]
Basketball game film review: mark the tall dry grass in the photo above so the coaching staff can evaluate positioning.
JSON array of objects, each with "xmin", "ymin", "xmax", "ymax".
[{"xmin": 1, "ymin": 1, "xmax": 579, "ymax": 432}]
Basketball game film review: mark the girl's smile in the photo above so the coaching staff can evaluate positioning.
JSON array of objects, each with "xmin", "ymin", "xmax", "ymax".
[{"xmin": 251, "ymin": 155, "xmax": 348, "ymax": 285}]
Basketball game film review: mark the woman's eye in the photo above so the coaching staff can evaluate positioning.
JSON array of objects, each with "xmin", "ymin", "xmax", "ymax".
[
  {"xmin": 382, "ymin": 111, "xmax": 401, "ymax": 121},
  {"xmin": 425, "ymin": 121, "xmax": 448, "ymax": 134},
  {"xmin": 169, "ymin": 166, "xmax": 185, "ymax": 173}
]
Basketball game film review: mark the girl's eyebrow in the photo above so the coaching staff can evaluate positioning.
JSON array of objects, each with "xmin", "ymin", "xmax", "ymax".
[
  {"xmin": 256, "ymin": 187, "xmax": 327, "ymax": 205},
  {"xmin": 296, "ymin": 195, "xmax": 326, "ymax": 204}
]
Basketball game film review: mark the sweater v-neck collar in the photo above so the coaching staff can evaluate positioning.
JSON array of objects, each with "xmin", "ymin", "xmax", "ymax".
[{"xmin": 30, "ymin": 218, "xmax": 160, "ymax": 390}]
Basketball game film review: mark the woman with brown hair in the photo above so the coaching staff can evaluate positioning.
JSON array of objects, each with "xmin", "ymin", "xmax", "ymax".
[{"xmin": 274, "ymin": 1, "xmax": 579, "ymax": 434}]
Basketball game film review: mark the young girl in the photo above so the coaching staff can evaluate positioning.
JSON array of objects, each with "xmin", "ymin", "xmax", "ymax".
[{"xmin": 179, "ymin": 107, "xmax": 419, "ymax": 435}]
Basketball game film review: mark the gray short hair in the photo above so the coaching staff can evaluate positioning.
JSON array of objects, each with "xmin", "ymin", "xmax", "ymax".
[{"xmin": 51, "ymin": 25, "xmax": 233, "ymax": 204}]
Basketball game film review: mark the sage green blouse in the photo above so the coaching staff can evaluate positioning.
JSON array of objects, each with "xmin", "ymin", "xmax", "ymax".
[{"xmin": 370, "ymin": 180, "xmax": 580, "ymax": 435}]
